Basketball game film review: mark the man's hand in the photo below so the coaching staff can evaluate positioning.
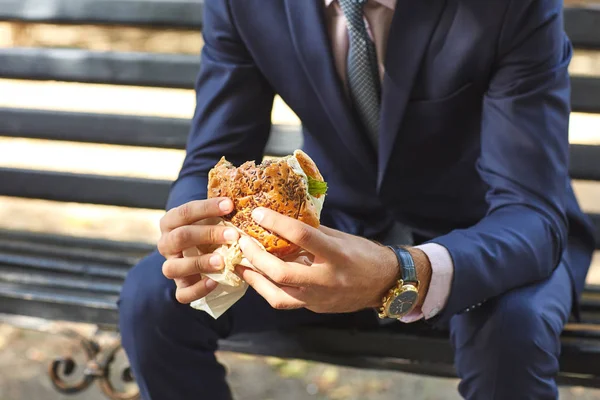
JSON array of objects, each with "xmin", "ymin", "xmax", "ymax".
[
  {"xmin": 158, "ymin": 198, "xmax": 240, "ymax": 303},
  {"xmin": 236, "ymin": 207, "xmax": 431, "ymax": 314}
]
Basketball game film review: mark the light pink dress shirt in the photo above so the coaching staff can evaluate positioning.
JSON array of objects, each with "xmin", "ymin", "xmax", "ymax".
[{"xmin": 323, "ymin": 0, "xmax": 454, "ymax": 322}]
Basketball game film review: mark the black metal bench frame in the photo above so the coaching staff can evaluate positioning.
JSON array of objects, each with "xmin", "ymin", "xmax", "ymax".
[{"xmin": 0, "ymin": 1, "xmax": 599, "ymax": 398}]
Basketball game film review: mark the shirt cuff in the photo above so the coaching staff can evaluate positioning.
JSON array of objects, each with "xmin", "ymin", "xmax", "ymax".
[{"xmin": 398, "ymin": 243, "xmax": 454, "ymax": 323}]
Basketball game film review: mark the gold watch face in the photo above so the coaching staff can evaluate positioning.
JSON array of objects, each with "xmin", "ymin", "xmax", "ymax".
[{"xmin": 386, "ymin": 285, "xmax": 418, "ymax": 318}]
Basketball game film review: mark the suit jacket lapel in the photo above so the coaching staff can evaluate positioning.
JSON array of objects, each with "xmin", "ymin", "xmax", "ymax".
[
  {"xmin": 377, "ymin": 0, "xmax": 447, "ymax": 189},
  {"xmin": 284, "ymin": 0, "xmax": 377, "ymax": 176}
]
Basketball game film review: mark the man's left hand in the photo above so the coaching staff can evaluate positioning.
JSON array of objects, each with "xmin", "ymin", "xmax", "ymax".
[{"xmin": 236, "ymin": 207, "xmax": 415, "ymax": 314}]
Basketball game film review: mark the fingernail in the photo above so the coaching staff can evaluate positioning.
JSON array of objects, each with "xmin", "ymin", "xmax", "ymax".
[
  {"xmin": 238, "ymin": 236, "xmax": 249, "ymax": 251},
  {"xmin": 209, "ymin": 254, "xmax": 222, "ymax": 267},
  {"xmin": 224, "ymin": 229, "xmax": 238, "ymax": 242},
  {"xmin": 219, "ymin": 199, "xmax": 233, "ymax": 213},
  {"xmin": 205, "ymin": 279, "xmax": 218, "ymax": 290},
  {"xmin": 252, "ymin": 208, "xmax": 264, "ymax": 223}
]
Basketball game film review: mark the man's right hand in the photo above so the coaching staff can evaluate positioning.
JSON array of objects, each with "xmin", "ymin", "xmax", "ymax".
[{"xmin": 158, "ymin": 198, "xmax": 240, "ymax": 304}]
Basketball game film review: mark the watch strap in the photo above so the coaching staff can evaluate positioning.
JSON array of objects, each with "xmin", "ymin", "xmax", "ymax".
[{"xmin": 386, "ymin": 245, "xmax": 417, "ymax": 285}]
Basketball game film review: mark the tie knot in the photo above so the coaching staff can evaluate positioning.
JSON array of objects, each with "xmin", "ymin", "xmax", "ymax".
[
  {"xmin": 339, "ymin": 0, "xmax": 367, "ymax": 9},
  {"xmin": 338, "ymin": 0, "xmax": 368, "ymax": 31}
]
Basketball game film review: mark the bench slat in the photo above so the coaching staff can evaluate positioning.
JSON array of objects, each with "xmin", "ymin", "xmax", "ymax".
[
  {"xmin": 0, "ymin": 267, "xmax": 122, "ymax": 295},
  {"xmin": 0, "ymin": 282, "xmax": 119, "ymax": 325},
  {"xmin": 0, "ymin": 239, "xmax": 142, "ymax": 266},
  {"xmin": 0, "ymin": 253, "xmax": 129, "ymax": 279},
  {"xmin": 0, "ymin": 168, "xmax": 599, "ymax": 245},
  {"xmin": 0, "ymin": 228, "xmax": 154, "ymax": 254},
  {"xmin": 218, "ymin": 327, "xmax": 600, "ymax": 383},
  {"xmin": 0, "ymin": 107, "xmax": 597, "ymax": 181},
  {"xmin": 586, "ymin": 285, "xmax": 600, "ymax": 295},
  {"xmin": 570, "ymin": 144, "xmax": 600, "ymax": 181},
  {"xmin": 0, "ymin": 48, "xmax": 598, "ymax": 114},
  {"xmin": 0, "ymin": 48, "xmax": 199, "ymax": 88},
  {"xmin": 0, "ymin": 167, "xmax": 171, "ymax": 209},
  {"xmin": 564, "ymin": 7, "xmax": 600, "ymax": 50},
  {"xmin": 0, "ymin": 0, "xmax": 204, "ymax": 29},
  {"xmin": 590, "ymin": 213, "xmax": 600, "ymax": 250},
  {"xmin": 571, "ymin": 76, "xmax": 600, "ymax": 114},
  {"xmin": 0, "ymin": 2, "xmax": 596, "ymax": 47},
  {"xmin": 582, "ymin": 288, "xmax": 600, "ymax": 315},
  {"xmin": 0, "ymin": 282, "xmax": 118, "ymax": 309},
  {"xmin": 580, "ymin": 283, "xmax": 600, "ymax": 324},
  {"xmin": 0, "ymin": 107, "xmax": 190, "ymax": 148},
  {"xmin": 0, "ymin": 108, "xmax": 304, "ymax": 156},
  {"xmin": 579, "ymin": 312, "xmax": 600, "ymax": 325}
]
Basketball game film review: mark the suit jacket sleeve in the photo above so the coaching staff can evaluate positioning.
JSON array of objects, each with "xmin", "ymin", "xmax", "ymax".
[
  {"xmin": 430, "ymin": 0, "xmax": 572, "ymax": 326},
  {"xmin": 166, "ymin": 0, "xmax": 275, "ymax": 210}
]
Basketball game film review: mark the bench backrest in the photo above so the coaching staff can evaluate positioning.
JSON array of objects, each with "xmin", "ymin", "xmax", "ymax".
[{"xmin": 0, "ymin": 1, "xmax": 598, "ymax": 250}]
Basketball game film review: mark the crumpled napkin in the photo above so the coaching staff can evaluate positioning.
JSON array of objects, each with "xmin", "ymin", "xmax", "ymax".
[
  {"xmin": 189, "ymin": 273, "xmax": 249, "ymax": 319},
  {"xmin": 181, "ymin": 221, "xmax": 256, "ymax": 319}
]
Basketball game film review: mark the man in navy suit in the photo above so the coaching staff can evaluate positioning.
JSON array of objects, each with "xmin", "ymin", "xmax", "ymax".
[{"xmin": 118, "ymin": 0, "xmax": 597, "ymax": 398}]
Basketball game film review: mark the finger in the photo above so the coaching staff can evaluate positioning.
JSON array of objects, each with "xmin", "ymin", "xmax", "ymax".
[
  {"xmin": 175, "ymin": 277, "xmax": 218, "ymax": 304},
  {"xmin": 174, "ymin": 275, "xmax": 202, "ymax": 289},
  {"xmin": 239, "ymin": 236, "xmax": 324, "ymax": 287},
  {"xmin": 236, "ymin": 266, "xmax": 306, "ymax": 310},
  {"xmin": 162, "ymin": 254, "xmax": 224, "ymax": 279},
  {"xmin": 318, "ymin": 225, "xmax": 347, "ymax": 239},
  {"xmin": 159, "ymin": 224, "xmax": 239, "ymax": 257},
  {"xmin": 251, "ymin": 208, "xmax": 335, "ymax": 256},
  {"xmin": 160, "ymin": 198, "xmax": 234, "ymax": 232}
]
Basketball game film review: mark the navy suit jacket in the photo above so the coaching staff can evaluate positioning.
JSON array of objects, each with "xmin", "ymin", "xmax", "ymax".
[{"xmin": 167, "ymin": 0, "xmax": 597, "ymax": 328}]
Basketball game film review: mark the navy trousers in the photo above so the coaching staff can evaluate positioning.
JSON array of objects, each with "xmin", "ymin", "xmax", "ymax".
[{"xmin": 119, "ymin": 249, "xmax": 572, "ymax": 400}]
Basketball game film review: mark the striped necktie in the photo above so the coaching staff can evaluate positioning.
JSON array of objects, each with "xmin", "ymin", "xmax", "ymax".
[{"xmin": 338, "ymin": 0, "xmax": 382, "ymax": 151}]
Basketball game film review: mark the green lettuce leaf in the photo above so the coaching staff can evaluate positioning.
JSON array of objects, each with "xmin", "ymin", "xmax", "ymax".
[{"xmin": 307, "ymin": 176, "xmax": 327, "ymax": 196}]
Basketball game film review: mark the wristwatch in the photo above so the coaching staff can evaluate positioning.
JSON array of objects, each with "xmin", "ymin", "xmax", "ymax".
[{"xmin": 377, "ymin": 245, "xmax": 420, "ymax": 320}]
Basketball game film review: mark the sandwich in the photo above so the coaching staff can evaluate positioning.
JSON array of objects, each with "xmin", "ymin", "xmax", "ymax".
[{"xmin": 204, "ymin": 149, "xmax": 327, "ymax": 286}]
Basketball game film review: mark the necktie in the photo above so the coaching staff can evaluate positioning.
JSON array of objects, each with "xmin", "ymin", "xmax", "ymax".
[{"xmin": 338, "ymin": 0, "xmax": 382, "ymax": 150}]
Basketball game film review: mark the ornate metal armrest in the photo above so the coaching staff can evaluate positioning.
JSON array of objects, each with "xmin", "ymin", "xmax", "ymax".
[{"xmin": 48, "ymin": 327, "xmax": 139, "ymax": 400}]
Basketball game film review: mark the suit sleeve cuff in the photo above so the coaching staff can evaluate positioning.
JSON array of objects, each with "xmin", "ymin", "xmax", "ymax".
[
  {"xmin": 166, "ymin": 175, "xmax": 209, "ymax": 210},
  {"xmin": 398, "ymin": 243, "xmax": 454, "ymax": 323}
]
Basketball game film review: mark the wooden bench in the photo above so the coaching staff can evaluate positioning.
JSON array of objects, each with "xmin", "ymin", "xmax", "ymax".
[{"xmin": 0, "ymin": 1, "xmax": 599, "ymax": 397}]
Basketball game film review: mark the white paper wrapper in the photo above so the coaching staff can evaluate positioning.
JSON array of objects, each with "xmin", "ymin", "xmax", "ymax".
[
  {"xmin": 182, "ymin": 222, "xmax": 259, "ymax": 319},
  {"xmin": 189, "ymin": 279, "xmax": 249, "ymax": 319}
]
